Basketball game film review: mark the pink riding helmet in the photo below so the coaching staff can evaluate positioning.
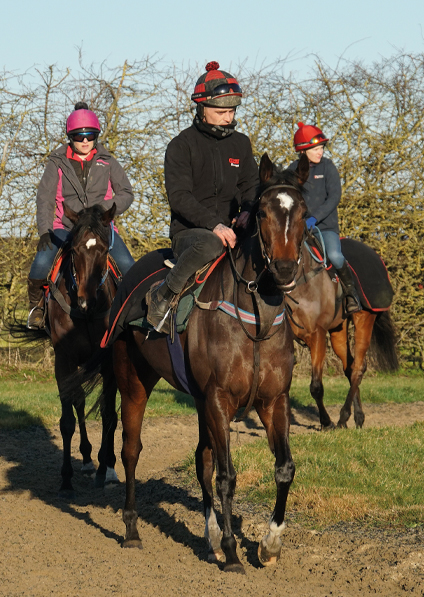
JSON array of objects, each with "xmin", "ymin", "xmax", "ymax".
[{"xmin": 66, "ymin": 109, "xmax": 101, "ymax": 135}]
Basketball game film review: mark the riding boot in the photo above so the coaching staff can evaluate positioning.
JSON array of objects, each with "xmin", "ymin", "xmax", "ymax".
[
  {"xmin": 336, "ymin": 261, "xmax": 362, "ymax": 315},
  {"xmin": 145, "ymin": 281, "xmax": 177, "ymax": 334},
  {"xmin": 27, "ymin": 278, "xmax": 47, "ymax": 330}
]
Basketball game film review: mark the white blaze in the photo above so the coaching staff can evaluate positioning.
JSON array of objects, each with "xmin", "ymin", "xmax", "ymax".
[
  {"xmin": 277, "ymin": 192, "xmax": 293, "ymax": 243},
  {"xmin": 86, "ymin": 238, "xmax": 97, "ymax": 249},
  {"xmin": 277, "ymin": 192, "xmax": 293, "ymax": 211}
]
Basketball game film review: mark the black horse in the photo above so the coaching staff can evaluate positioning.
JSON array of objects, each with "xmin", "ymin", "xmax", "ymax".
[{"xmin": 48, "ymin": 204, "xmax": 119, "ymax": 497}]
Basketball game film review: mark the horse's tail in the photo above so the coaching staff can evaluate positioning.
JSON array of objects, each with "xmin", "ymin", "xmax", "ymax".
[
  {"xmin": 62, "ymin": 346, "xmax": 113, "ymax": 414},
  {"xmin": 369, "ymin": 311, "xmax": 399, "ymax": 372},
  {"xmin": 2, "ymin": 318, "xmax": 47, "ymax": 346}
]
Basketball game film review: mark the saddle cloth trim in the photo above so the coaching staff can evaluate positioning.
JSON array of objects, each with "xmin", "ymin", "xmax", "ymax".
[{"xmin": 217, "ymin": 301, "xmax": 285, "ymax": 325}]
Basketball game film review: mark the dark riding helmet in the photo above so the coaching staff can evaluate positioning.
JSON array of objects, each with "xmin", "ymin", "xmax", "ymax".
[
  {"xmin": 293, "ymin": 122, "xmax": 329, "ymax": 152},
  {"xmin": 191, "ymin": 61, "xmax": 243, "ymax": 108}
]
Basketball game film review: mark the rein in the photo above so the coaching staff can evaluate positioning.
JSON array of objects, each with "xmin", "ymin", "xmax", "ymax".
[
  {"xmin": 228, "ymin": 186, "xmax": 298, "ymax": 422},
  {"xmin": 49, "ymin": 247, "xmax": 113, "ymax": 322}
]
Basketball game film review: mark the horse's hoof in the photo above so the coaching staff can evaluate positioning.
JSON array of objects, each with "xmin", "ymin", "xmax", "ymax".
[
  {"xmin": 208, "ymin": 549, "xmax": 225, "ymax": 563},
  {"xmin": 58, "ymin": 488, "xmax": 75, "ymax": 500},
  {"xmin": 258, "ymin": 541, "xmax": 281, "ymax": 567},
  {"xmin": 321, "ymin": 422, "xmax": 335, "ymax": 432},
  {"xmin": 104, "ymin": 467, "xmax": 119, "ymax": 487},
  {"xmin": 104, "ymin": 479, "xmax": 120, "ymax": 490},
  {"xmin": 81, "ymin": 461, "xmax": 96, "ymax": 475},
  {"xmin": 94, "ymin": 474, "xmax": 106, "ymax": 488},
  {"xmin": 224, "ymin": 562, "xmax": 245, "ymax": 574},
  {"xmin": 122, "ymin": 539, "xmax": 143, "ymax": 549}
]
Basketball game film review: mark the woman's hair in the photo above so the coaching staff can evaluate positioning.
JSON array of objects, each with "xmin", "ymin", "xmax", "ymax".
[{"xmin": 74, "ymin": 101, "xmax": 89, "ymax": 111}]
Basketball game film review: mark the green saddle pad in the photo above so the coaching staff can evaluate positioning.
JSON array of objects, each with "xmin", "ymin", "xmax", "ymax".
[{"xmin": 130, "ymin": 281, "xmax": 206, "ymax": 333}]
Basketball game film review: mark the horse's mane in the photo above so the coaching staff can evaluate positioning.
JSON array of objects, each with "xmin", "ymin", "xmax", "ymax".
[{"xmin": 69, "ymin": 205, "xmax": 110, "ymax": 246}]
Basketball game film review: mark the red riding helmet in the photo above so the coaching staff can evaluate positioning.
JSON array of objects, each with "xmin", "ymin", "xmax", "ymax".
[
  {"xmin": 293, "ymin": 122, "xmax": 329, "ymax": 151},
  {"xmin": 191, "ymin": 61, "xmax": 242, "ymax": 108}
]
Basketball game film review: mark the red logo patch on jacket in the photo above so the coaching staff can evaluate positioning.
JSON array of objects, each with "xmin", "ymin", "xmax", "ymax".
[{"xmin": 229, "ymin": 158, "xmax": 240, "ymax": 167}]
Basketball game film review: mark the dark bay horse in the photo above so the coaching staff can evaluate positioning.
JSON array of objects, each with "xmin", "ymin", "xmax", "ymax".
[
  {"xmin": 76, "ymin": 153, "xmax": 310, "ymax": 573},
  {"xmin": 48, "ymin": 203, "xmax": 119, "ymax": 497}
]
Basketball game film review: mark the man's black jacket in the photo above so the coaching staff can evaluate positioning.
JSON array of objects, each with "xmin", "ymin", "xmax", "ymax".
[{"xmin": 165, "ymin": 120, "xmax": 259, "ymax": 238}]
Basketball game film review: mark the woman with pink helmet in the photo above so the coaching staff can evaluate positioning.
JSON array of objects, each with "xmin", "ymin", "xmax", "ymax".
[
  {"xmin": 288, "ymin": 122, "xmax": 361, "ymax": 314},
  {"xmin": 27, "ymin": 101, "xmax": 134, "ymax": 329}
]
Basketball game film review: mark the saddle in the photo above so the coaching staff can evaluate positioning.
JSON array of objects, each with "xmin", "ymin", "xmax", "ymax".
[
  {"xmin": 305, "ymin": 234, "xmax": 393, "ymax": 311},
  {"xmin": 102, "ymin": 247, "xmax": 287, "ymax": 348},
  {"xmin": 101, "ymin": 248, "xmax": 218, "ymax": 347}
]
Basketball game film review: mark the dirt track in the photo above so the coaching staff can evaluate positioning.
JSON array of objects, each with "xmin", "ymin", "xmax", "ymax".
[{"xmin": 1, "ymin": 402, "xmax": 424, "ymax": 596}]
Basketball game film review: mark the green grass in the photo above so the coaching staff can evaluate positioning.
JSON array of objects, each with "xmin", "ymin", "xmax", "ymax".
[
  {"xmin": 0, "ymin": 377, "xmax": 195, "ymax": 429},
  {"xmin": 182, "ymin": 423, "xmax": 424, "ymax": 529},
  {"xmin": 0, "ymin": 370, "xmax": 422, "ymax": 429},
  {"xmin": 290, "ymin": 371, "xmax": 424, "ymax": 409}
]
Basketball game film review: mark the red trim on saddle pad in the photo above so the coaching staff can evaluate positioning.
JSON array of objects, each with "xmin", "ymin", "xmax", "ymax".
[
  {"xmin": 195, "ymin": 252, "xmax": 226, "ymax": 284},
  {"xmin": 101, "ymin": 267, "xmax": 167, "ymax": 348},
  {"xmin": 50, "ymin": 253, "xmax": 67, "ymax": 285},
  {"xmin": 107, "ymin": 258, "xmax": 119, "ymax": 279},
  {"xmin": 310, "ymin": 246, "xmax": 334, "ymax": 272}
]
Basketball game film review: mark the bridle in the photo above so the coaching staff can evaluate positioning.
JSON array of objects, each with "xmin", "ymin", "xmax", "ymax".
[
  {"xmin": 229, "ymin": 183, "xmax": 303, "ymax": 297},
  {"xmin": 228, "ymin": 181, "xmax": 303, "ymax": 421},
  {"xmin": 49, "ymin": 231, "xmax": 113, "ymax": 322}
]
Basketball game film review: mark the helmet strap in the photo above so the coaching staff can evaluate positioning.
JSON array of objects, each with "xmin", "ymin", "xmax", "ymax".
[{"xmin": 196, "ymin": 104, "xmax": 205, "ymax": 120}]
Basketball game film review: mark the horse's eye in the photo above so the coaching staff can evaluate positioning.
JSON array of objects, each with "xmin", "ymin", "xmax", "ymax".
[{"xmin": 257, "ymin": 210, "xmax": 266, "ymax": 219}]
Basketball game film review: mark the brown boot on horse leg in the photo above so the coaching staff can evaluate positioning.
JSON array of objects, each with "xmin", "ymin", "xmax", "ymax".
[
  {"xmin": 337, "ymin": 261, "xmax": 361, "ymax": 315},
  {"xmin": 26, "ymin": 278, "xmax": 47, "ymax": 330}
]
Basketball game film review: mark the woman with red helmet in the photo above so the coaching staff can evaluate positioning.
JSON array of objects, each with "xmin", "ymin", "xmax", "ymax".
[
  {"xmin": 27, "ymin": 101, "xmax": 135, "ymax": 329},
  {"xmin": 289, "ymin": 122, "xmax": 361, "ymax": 314},
  {"xmin": 146, "ymin": 62, "xmax": 258, "ymax": 334}
]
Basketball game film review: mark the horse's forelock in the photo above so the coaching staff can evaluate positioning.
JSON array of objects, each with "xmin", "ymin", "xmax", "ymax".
[
  {"xmin": 71, "ymin": 206, "xmax": 110, "ymax": 247},
  {"xmin": 259, "ymin": 167, "xmax": 304, "ymax": 197}
]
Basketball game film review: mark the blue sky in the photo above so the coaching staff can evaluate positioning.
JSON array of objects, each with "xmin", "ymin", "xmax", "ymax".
[{"xmin": 2, "ymin": 0, "xmax": 423, "ymax": 78}]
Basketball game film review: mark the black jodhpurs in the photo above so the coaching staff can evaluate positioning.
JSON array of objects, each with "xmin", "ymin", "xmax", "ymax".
[{"xmin": 166, "ymin": 228, "xmax": 224, "ymax": 294}]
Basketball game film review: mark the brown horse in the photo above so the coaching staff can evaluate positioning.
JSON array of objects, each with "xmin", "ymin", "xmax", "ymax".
[
  {"xmin": 74, "ymin": 153, "xmax": 308, "ymax": 573},
  {"xmin": 48, "ymin": 203, "xmax": 119, "ymax": 498},
  {"xmin": 286, "ymin": 239, "xmax": 398, "ymax": 429}
]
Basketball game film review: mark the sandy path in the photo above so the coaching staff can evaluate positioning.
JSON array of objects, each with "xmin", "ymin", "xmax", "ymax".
[{"xmin": 1, "ymin": 402, "xmax": 424, "ymax": 596}]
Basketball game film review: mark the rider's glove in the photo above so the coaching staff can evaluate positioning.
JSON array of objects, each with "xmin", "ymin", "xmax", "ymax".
[
  {"xmin": 306, "ymin": 216, "xmax": 317, "ymax": 230},
  {"xmin": 37, "ymin": 233, "xmax": 53, "ymax": 252}
]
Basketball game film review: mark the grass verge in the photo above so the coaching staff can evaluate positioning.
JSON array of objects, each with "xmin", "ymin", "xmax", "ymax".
[
  {"xmin": 0, "ymin": 370, "xmax": 422, "ymax": 429},
  {"xmin": 182, "ymin": 422, "xmax": 424, "ymax": 529},
  {"xmin": 0, "ymin": 377, "xmax": 195, "ymax": 429}
]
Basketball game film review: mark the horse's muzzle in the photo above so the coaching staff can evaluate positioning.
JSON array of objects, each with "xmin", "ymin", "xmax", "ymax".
[
  {"xmin": 269, "ymin": 260, "xmax": 298, "ymax": 291},
  {"xmin": 78, "ymin": 296, "xmax": 97, "ymax": 313}
]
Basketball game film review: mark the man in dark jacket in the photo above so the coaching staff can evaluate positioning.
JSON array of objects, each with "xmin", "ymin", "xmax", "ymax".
[{"xmin": 146, "ymin": 62, "xmax": 259, "ymax": 333}]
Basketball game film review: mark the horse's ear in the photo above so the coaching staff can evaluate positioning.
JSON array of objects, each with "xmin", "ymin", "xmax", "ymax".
[
  {"xmin": 259, "ymin": 153, "xmax": 274, "ymax": 184},
  {"xmin": 296, "ymin": 153, "xmax": 309, "ymax": 186},
  {"xmin": 102, "ymin": 202, "xmax": 117, "ymax": 226},
  {"xmin": 63, "ymin": 203, "xmax": 80, "ymax": 224}
]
